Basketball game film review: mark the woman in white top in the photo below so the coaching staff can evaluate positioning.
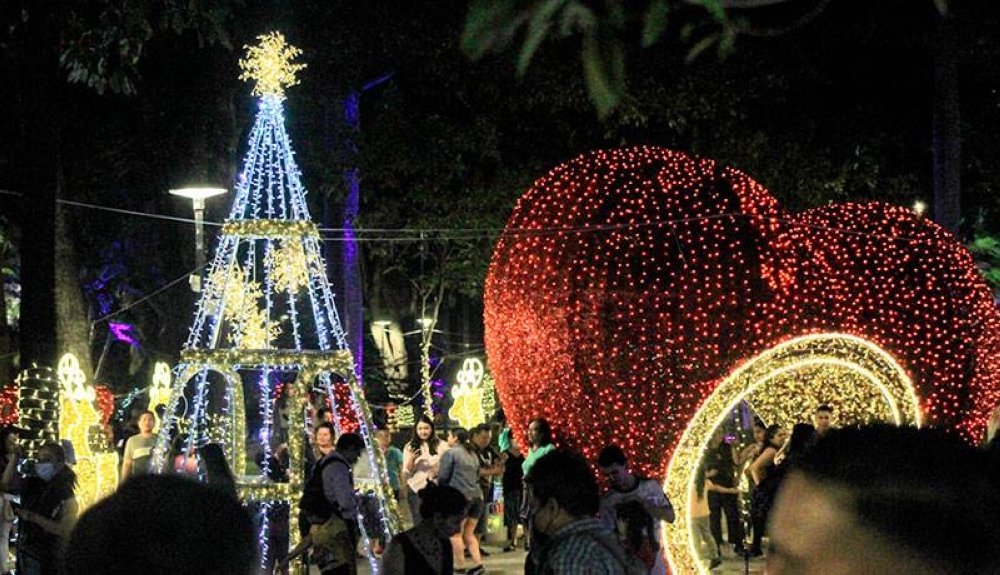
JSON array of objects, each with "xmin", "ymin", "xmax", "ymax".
[{"xmin": 402, "ymin": 415, "xmax": 448, "ymax": 525}]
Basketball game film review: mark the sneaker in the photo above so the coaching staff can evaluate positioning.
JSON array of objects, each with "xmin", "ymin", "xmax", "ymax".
[
  {"xmin": 466, "ymin": 565, "xmax": 485, "ymax": 575},
  {"xmin": 502, "ymin": 544, "xmax": 517, "ymax": 552},
  {"xmin": 709, "ymin": 558, "xmax": 722, "ymax": 569},
  {"xmin": 480, "ymin": 549, "xmax": 491, "ymax": 557}
]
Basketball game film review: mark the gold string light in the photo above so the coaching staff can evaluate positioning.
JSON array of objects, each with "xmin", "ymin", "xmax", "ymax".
[
  {"xmin": 17, "ymin": 367, "xmax": 61, "ymax": 459},
  {"xmin": 221, "ymin": 219, "xmax": 318, "ymax": 238},
  {"xmin": 661, "ymin": 333, "xmax": 919, "ymax": 573}
]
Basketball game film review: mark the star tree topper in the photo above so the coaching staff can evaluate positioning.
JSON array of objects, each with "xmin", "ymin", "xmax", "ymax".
[{"xmin": 239, "ymin": 32, "xmax": 306, "ymax": 98}]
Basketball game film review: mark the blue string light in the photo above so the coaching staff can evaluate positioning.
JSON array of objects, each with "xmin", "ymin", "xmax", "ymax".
[{"xmin": 149, "ymin": 48, "xmax": 400, "ymax": 571}]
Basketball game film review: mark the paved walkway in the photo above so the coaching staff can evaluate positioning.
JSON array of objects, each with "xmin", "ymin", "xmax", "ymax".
[
  {"xmin": 350, "ymin": 499, "xmax": 769, "ymax": 574},
  {"xmin": 354, "ymin": 543, "xmax": 526, "ymax": 574},
  {"xmin": 354, "ymin": 545, "xmax": 765, "ymax": 574}
]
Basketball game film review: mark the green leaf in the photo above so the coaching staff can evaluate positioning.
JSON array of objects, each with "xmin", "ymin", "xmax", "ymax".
[
  {"xmin": 679, "ymin": 22, "xmax": 696, "ymax": 43},
  {"xmin": 685, "ymin": 32, "xmax": 720, "ymax": 64},
  {"xmin": 558, "ymin": 3, "xmax": 596, "ymax": 36},
  {"xmin": 718, "ymin": 26, "xmax": 737, "ymax": 57},
  {"xmin": 582, "ymin": 30, "xmax": 625, "ymax": 118},
  {"xmin": 518, "ymin": 0, "xmax": 571, "ymax": 73},
  {"xmin": 642, "ymin": 0, "xmax": 670, "ymax": 47},
  {"xmin": 693, "ymin": 0, "xmax": 727, "ymax": 23},
  {"xmin": 461, "ymin": 0, "xmax": 523, "ymax": 60}
]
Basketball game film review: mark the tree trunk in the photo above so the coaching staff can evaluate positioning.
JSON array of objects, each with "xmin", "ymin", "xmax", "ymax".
[
  {"xmin": 16, "ymin": 5, "xmax": 59, "ymax": 370},
  {"xmin": 341, "ymin": 92, "xmax": 364, "ymax": 380},
  {"xmin": 0, "ymin": 255, "xmax": 12, "ymax": 382},
  {"xmin": 54, "ymin": 205, "xmax": 94, "ymax": 381},
  {"xmin": 932, "ymin": 11, "xmax": 961, "ymax": 235}
]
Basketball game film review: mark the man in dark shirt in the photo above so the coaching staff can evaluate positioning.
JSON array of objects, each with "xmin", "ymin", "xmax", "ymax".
[
  {"xmin": 704, "ymin": 428, "xmax": 744, "ymax": 555},
  {"xmin": 472, "ymin": 424, "xmax": 502, "ymax": 550}
]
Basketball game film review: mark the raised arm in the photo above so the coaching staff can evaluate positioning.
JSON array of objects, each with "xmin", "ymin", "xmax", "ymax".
[
  {"xmin": 642, "ymin": 481, "xmax": 676, "ymax": 523},
  {"xmin": 0, "ymin": 453, "xmax": 17, "ymax": 493},
  {"xmin": 402, "ymin": 444, "xmax": 416, "ymax": 476},
  {"xmin": 749, "ymin": 447, "xmax": 776, "ymax": 486}
]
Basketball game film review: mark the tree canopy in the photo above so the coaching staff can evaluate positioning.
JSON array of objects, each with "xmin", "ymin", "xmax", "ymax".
[{"xmin": 1, "ymin": 0, "xmax": 999, "ymax": 389}]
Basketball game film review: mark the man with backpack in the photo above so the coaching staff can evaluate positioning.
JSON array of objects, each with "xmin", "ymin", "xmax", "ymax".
[{"xmin": 296, "ymin": 432, "xmax": 365, "ymax": 575}]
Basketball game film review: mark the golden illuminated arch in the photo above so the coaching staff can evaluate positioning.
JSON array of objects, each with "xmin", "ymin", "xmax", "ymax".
[{"xmin": 662, "ymin": 333, "xmax": 921, "ymax": 574}]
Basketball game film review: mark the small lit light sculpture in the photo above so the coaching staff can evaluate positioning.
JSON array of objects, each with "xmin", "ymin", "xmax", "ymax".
[
  {"xmin": 148, "ymin": 361, "xmax": 173, "ymax": 431},
  {"xmin": 56, "ymin": 353, "xmax": 119, "ymax": 510},
  {"xmin": 449, "ymin": 358, "xmax": 487, "ymax": 429}
]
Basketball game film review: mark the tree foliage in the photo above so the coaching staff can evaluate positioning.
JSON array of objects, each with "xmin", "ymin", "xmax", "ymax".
[
  {"xmin": 2, "ymin": 0, "xmax": 999, "ymax": 388},
  {"xmin": 17, "ymin": 0, "xmax": 242, "ymax": 96}
]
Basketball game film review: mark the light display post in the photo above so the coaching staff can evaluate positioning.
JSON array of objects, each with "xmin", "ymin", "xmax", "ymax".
[{"xmin": 150, "ymin": 33, "xmax": 400, "ymax": 573}]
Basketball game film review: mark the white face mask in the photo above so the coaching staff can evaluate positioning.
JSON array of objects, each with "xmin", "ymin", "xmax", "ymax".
[{"xmin": 35, "ymin": 462, "xmax": 56, "ymax": 481}]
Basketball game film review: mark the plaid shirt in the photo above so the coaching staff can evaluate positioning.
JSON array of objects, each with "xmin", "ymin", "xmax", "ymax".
[{"xmin": 535, "ymin": 518, "xmax": 644, "ymax": 575}]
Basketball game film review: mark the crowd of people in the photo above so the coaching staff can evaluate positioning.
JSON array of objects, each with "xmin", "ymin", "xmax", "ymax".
[
  {"xmin": 0, "ymin": 399, "xmax": 995, "ymax": 575},
  {"xmin": 692, "ymin": 405, "xmax": 838, "ymax": 568}
]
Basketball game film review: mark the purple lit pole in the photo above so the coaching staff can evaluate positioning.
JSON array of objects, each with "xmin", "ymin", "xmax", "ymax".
[{"xmin": 341, "ymin": 73, "xmax": 393, "ymax": 383}]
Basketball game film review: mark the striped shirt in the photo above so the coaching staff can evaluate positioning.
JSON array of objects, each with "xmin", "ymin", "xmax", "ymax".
[{"xmin": 534, "ymin": 518, "xmax": 645, "ymax": 575}]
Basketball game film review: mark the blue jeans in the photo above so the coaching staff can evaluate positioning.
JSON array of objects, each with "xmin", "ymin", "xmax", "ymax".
[{"xmin": 407, "ymin": 489, "xmax": 422, "ymax": 525}]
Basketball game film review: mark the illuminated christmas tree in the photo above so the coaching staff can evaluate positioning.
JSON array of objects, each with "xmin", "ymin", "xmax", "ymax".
[{"xmin": 151, "ymin": 32, "xmax": 400, "ymax": 572}]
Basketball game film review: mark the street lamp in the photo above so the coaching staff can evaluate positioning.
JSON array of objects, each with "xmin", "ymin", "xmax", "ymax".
[{"xmin": 170, "ymin": 187, "xmax": 227, "ymax": 292}]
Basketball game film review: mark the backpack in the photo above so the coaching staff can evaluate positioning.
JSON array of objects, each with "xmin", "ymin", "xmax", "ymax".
[{"xmin": 299, "ymin": 454, "xmax": 348, "ymax": 522}]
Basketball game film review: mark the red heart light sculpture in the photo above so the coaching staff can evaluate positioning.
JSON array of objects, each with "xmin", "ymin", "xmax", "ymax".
[{"xmin": 485, "ymin": 146, "xmax": 1000, "ymax": 478}]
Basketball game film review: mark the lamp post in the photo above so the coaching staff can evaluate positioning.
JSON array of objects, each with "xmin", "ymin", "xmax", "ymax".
[{"xmin": 169, "ymin": 187, "xmax": 227, "ymax": 292}]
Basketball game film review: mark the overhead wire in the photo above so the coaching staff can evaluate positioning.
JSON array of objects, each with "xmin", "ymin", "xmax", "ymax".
[{"xmin": 0, "ymin": 191, "xmax": 943, "ymax": 245}]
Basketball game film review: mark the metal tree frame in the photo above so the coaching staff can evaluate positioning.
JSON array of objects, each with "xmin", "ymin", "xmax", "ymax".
[{"xmin": 150, "ymin": 348, "xmax": 402, "ymax": 572}]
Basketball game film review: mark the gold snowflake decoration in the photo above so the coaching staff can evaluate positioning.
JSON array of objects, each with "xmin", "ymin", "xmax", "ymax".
[
  {"xmin": 267, "ymin": 241, "xmax": 310, "ymax": 294},
  {"xmin": 206, "ymin": 263, "xmax": 281, "ymax": 349},
  {"xmin": 232, "ymin": 305, "xmax": 280, "ymax": 350},
  {"xmin": 239, "ymin": 32, "xmax": 306, "ymax": 98}
]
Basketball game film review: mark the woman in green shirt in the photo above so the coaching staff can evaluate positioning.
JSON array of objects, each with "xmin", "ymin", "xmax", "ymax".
[{"xmin": 521, "ymin": 417, "xmax": 554, "ymax": 563}]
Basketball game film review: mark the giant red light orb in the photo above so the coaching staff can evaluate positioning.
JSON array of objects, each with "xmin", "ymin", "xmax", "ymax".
[{"xmin": 485, "ymin": 147, "xmax": 1000, "ymax": 479}]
